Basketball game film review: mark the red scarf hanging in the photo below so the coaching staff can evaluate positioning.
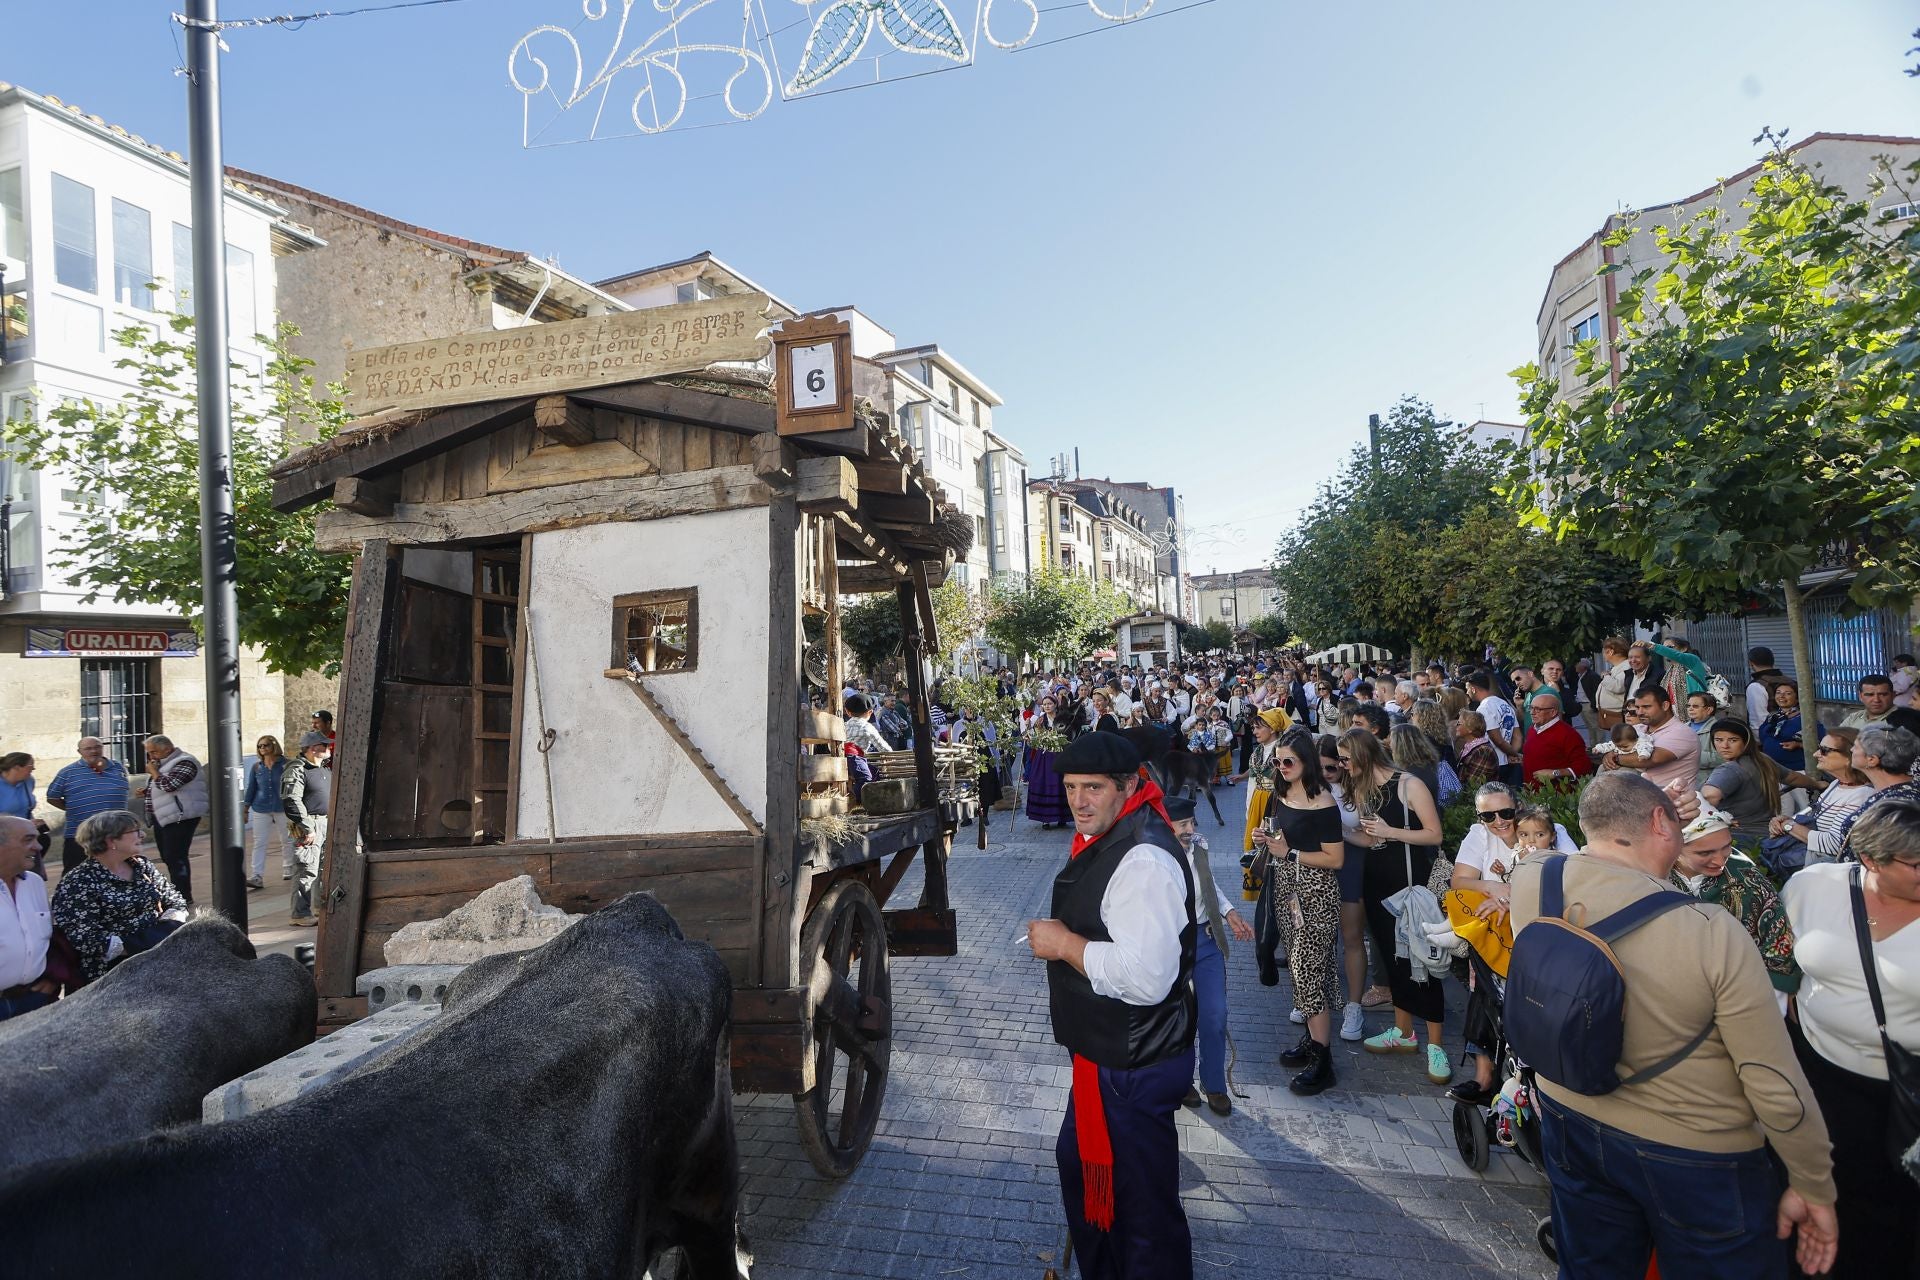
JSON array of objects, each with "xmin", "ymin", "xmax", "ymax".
[{"xmin": 1066, "ymin": 771, "xmax": 1170, "ymax": 1232}]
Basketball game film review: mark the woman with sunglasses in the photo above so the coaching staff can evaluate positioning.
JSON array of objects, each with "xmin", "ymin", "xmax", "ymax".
[
  {"xmin": 1251, "ymin": 729, "xmax": 1346, "ymax": 1094},
  {"xmin": 1447, "ymin": 783, "xmax": 1578, "ymax": 1103},
  {"xmin": 1341, "ymin": 728, "xmax": 1450, "ymax": 1083},
  {"xmin": 1766, "ymin": 727, "xmax": 1874, "ymax": 871}
]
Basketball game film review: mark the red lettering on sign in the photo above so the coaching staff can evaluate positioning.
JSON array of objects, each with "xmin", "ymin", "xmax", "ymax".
[{"xmin": 63, "ymin": 629, "xmax": 168, "ymax": 652}]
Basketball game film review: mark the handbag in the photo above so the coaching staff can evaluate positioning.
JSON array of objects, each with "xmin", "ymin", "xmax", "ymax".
[{"xmin": 1846, "ymin": 864, "xmax": 1920, "ymax": 1184}]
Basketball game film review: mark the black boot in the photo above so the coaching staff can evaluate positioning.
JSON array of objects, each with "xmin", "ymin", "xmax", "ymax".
[
  {"xmin": 1289, "ymin": 1040, "xmax": 1335, "ymax": 1096},
  {"xmin": 1279, "ymin": 1030, "xmax": 1317, "ymax": 1068}
]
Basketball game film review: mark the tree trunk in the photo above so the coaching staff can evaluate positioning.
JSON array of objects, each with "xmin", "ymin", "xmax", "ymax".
[{"xmin": 1782, "ymin": 575, "xmax": 1821, "ymax": 784}]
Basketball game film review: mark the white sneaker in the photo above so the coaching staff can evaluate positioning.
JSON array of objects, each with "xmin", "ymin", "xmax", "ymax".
[
  {"xmin": 1339, "ymin": 1002, "xmax": 1364, "ymax": 1042},
  {"xmin": 1289, "ymin": 1007, "xmax": 1306, "ymax": 1025}
]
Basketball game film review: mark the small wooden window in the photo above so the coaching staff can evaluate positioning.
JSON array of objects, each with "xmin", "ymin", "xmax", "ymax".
[{"xmin": 614, "ymin": 589, "xmax": 698, "ymax": 674}]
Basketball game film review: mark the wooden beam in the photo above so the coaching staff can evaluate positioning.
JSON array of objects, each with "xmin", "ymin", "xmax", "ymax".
[
  {"xmin": 832, "ymin": 509, "xmax": 913, "ymax": 577},
  {"xmin": 568, "ymin": 380, "xmax": 776, "ymax": 435},
  {"xmin": 533, "ymin": 395, "xmax": 594, "ymax": 446},
  {"xmin": 272, "ymin": 397, "xmax": 535, "ymax": 512},
  {"xmin": 860, "ymin": 490, "xmax": 934, "ymax": 525},
  {"xmin": 314, "ymin": 540, "xmax": 394, "ymax": 999},
  {"xmin": 852, "ymin": 459, "xmax": 908, "ymax": 494},
  {"xmin": 897, "ymin": 580, "xmax": 939, "ymax": 812},
  {"xmin": 751, "ymin": 433, "xmax": 795, "ymax": 487},
  {"xmin": 312, "ymin": 466, "xmax": 771, "ymax": 553},
  {"xmin": 911, "ymin": 560, "xmax": 940, "ymax": 654},
  {"xmin": 761, "ymin": 494, "xmax": 802, "ymax": 991},
  {"xmin": 793, "ymin": 455, "xmax": 857, "ymax": 514},
  {"xmin": 837, "ymin": 564, "xmax": 906, "ymax": 594},
  {"xmin": 332, "ymin": 475, "xmax": 397, "ymax": 518},
  {"xmin": 612, "ymin": 674, "xmax": 762, "ymax": 836}
]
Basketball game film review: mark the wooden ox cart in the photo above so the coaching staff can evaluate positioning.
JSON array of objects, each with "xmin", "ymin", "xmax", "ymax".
[{"xmin": 270, "ymin": 302, "xmax": 972, "ymax": 1175}]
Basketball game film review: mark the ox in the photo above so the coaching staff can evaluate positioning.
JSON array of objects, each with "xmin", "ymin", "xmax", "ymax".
[
  {"xmin": 0, "ymin": 915, "xmax": 316, "ymax": 1178},
  {"xmin": 0, "ymin": 891, "xmax": 746, "ymax": 1280},
  {"xmin": 1121, "ymin": 724, "xmax": 1225, "ymax": 824}
]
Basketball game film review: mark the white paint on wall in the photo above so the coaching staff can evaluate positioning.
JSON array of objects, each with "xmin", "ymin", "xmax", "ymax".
[{"xmin": 515, "ymin": 507, "xmax": 771, "ymax": 838}]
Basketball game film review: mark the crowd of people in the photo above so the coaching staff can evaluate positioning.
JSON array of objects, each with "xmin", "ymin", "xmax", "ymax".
[
  {"xmin": 979, "ymin": 640, "xmax": 1920, "ymax": 1279},
  {"xmin": 0, "ymin": 711, "xmax": 340, "ymax": 1020}
]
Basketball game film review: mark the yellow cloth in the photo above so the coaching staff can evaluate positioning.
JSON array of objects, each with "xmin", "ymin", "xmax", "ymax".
[
  {"xmin": 1241, "ymin": 787, "xmax": 1272, "ymax": 900},
  {"xmin": 1443, "ymin": 888, "xmax": 1514, "ymax": 977},
  {"xmin": 1258, "ymin": 707, "xmax": 1291, "ymax": 733}
]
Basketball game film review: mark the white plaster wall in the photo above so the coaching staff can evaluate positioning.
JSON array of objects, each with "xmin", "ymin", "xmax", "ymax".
[{"xmin": 516, "ymin": 507, "xmax": 771, "ymax": 839}]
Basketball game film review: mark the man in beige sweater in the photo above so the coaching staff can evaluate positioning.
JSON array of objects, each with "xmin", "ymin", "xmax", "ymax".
[{"xmin": 1509, "ymin": 772, "xmax": 1837, "ymax": 1278}]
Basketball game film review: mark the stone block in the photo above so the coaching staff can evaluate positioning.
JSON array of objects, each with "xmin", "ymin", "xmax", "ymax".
[
  {"xmin": 202, "ymin": 1001, "xmax": 440, "ymax": 1124},
  {"xmin": 383, "ymin": 874, "xmax": 582, "ymax": 966},
  {"xmin": 355, "ymin": 964, "xmax": 467, "ymax": 1014},
  {"xmin": 861, "ymin": 778, "xmax": 920, "ymax": 815}
]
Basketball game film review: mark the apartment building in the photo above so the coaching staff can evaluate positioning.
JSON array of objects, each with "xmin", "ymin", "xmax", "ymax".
[
  {"xmin": 1189, "ymin": 569, "xmax": 1282, "ymax": 633},
  {"xmin": 1535, "ymin": 131, "xmax": 1920, "ymax": 719},
  {"xmin": 1025, "ymin": 481, "xmax": 1159, "ymax": 611},
  {"xmin": 0, "ymin": 84, "xmax": 308, "ymax": 774},
  {"xmin": 1060, "ymin": 477, "xmax": 1187, "ymax": 616}
]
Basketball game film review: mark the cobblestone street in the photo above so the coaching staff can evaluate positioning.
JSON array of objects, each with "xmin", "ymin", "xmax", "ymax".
[{"xmin": 735, "ymin": 797, "xmax": 1555, "ymax": 1280}]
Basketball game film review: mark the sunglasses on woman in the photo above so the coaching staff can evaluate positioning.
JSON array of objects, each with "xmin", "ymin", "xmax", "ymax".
[
  {"xmin": 1478, "ymin": 807, "xmax": 1519, "ymax": 823},
  {"xmin": 1275, "ymin": 756, "xmax": 1300, "ymax": 769}
]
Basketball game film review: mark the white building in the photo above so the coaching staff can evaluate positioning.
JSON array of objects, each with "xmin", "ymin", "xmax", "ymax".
[
  {"xmin": 1188, "ymin": 569, "xmax": 1282, "ymax": 635},
  {"xmin": 0, "ymin": 83, "xmax": 307, "ymax": 772}
]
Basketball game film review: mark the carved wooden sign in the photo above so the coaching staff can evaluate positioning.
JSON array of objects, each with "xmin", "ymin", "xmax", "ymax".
[{"xmin": 345, "ymin": 293, "xmax": 775, "ymax": 416}]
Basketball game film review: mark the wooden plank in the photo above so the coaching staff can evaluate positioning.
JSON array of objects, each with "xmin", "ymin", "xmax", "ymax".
[
  {"xmin": 313, "ymin": 466, "xmax": 772, "ymax": 554},
  {"xmin": 799, "ymin": 707, "xmax": 845, "ymax": 743},
  {"xmin": 751, "ymin": 434, "xmax": 795, "ymax": 486},
  {"xmin": 275, "ymin": 397, "xmax": 537, "ymax": 512},
  {"xmin": 548, "ymin": 840, "xmax": 757, "ymax": 883},
  {"xmin": 684, "ymin": 423, "xmax": 713, "ymax": 471},
  {"xmin": 897, "ymin": 580, "xmax": 940, "ymax": 834},
  {"xmin": 656, "ymin": 420, "xmax": 687, "ymax": 473},
  {"xmin": 503, "ymin": 532, "xmax": 532, "ymax": 843},
  {"xmin": 457, "ymin": 436, "xmax": 491, "ymax": 500},
  {"xmin": 884, "ymin": 906, "xmax": 958, "ymax": 957},
  {"xmin": 860, "ymin": 490, "xmax": 934, "ymax": 525},
  {"xmin": 762, "ymin": 494, "xmax": 801, "ymax": 991},
  {"xmin": 799, "ymin": 753, "xmax": 847, "ymax": 784},
  {"xmin": 794, "ymin": 455, "xmax": 857, "ymax": 514},
  {"xmin": 488, "ymin": 439, "xmax": 656, "ymax": 496},
  {"xmin": 838, "ymin": 564, "xmax": 910, "ymax": 594},
  {"xmin": 367, "ymin": 851, "xmax": 552, "ymax": 898},
  {"xmin": 367, "ymin": 832, "xmax": 753, "ymax": 863},
  {"xmin": 533, "ymin": 394, "xmax": 594, "ymax": 445},
  {"xmin": 911, "ymin": 560, "xmax": 941, "ymax": 654},
  {"xmin": 364, "ymin": 889, "xmax": 497, "ymax": 932},
  {"xmin": 344, "ymin": 295, "xmax": 773, "ymax": 416},
  {"xmin": 852, "ymin": 459, "xmax": 909, "ymax": 495},
  {"xmin": 333, "ymin": 475, "xmax": 397, "ymax": 517},
  {"xmin": 314, "ymin": 541, "xmax": 393, "ymax": 1000},
  {"xmin": 569, "ymin": 380, "xmax": 776, "ymax": 436},
  {"xmin": 611, "ymin": 675, "xmax": 761, "ymax": 834},
  {"xmin": 543, "ymin": 868, "xmax": 753, "ymax": 919}
]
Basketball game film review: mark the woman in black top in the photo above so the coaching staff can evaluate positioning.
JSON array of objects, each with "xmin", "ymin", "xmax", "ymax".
[
  {"xmin": 1252, "ymin": 729, "xmax": 1347, "ymax": 1094},
  {"xmin": 1340, "ymin": 728, "xmax": 1451, "ymax": 1086}
]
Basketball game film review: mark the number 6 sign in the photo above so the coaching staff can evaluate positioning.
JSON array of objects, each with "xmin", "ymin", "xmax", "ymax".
[{"xmin": 774, "ymin": 314, "xmax": 855, "ymax": 436}]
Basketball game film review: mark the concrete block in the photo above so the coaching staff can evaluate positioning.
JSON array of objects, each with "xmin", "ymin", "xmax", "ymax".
[
  {"xmin": 202, "ymin": 1001, "xmax": 441, "ymax": 1123},
  {"xmin": 356, "ymin": 964, "xmax": 467, "ymax": 1013}
]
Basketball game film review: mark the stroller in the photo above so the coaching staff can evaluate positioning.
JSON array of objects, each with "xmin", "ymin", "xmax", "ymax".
[{"xmin": 1449, "ymin": 947, "xmax": 1558, "ymax": 1264}]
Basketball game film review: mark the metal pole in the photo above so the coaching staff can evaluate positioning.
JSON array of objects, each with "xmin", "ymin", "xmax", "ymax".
[
  {"xmin": 184, "ymin": 0, "xmax": 248, "ymax": 931},
  {"xmin": 1368, "ymin": 412, "xmax": 1381, "ymax": 476}
]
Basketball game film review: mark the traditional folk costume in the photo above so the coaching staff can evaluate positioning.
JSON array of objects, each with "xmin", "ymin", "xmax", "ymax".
[
  {"xmin": 1239, "ymin": 709, "xmax": 1292, "ymax": 898},
  {"xmin": 1047, "ymin": 732, "xmax": 1197, "ymax": 1280}
]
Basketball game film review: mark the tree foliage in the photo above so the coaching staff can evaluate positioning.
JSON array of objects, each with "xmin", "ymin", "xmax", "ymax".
[
  {"xmin": 1182, "ymin": 619, "xmax": 1235, "ymax": 653},
  {"xmin": 1247, "ymin": 613, "xmax": 1291, "ymax": 648},
  {"xmin": 838, "ymin": 577, "xmax": 983, "ymax": 676},
  {"xmin": 986, "ymin": 566, "xmax": 1130, "ymax": 669},
  {"xmin": 3, "ymin": 312, "xmax": 352, "ymax": 675},
  {"xmin": 1507, "ymin": 141, "xmax": 1920, "ymax": 691}
]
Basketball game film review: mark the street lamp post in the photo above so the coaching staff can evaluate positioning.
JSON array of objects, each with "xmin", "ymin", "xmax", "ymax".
[{"xmin": 183, "ymin": 0, "xmax": 249, "ymax": 930}]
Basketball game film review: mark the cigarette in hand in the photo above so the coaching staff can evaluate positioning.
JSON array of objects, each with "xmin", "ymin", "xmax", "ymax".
[{"xmin": 1014, "ymin": 933, "xmax": 1029, "ymax": 946}]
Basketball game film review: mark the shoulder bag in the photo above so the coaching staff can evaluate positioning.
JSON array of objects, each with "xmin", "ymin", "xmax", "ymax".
[{"xmin": 1847, "ymin": 864, "xmax": 1920, "ymax": 1186}]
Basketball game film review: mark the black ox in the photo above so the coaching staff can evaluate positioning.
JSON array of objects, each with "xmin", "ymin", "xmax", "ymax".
[
  {"xmin": 0, "ymin": 891, "xmax": 746, "ymax": 1280},
  {"xmin": 0, "ymin": 915, "xmax": 316, "ymax": 1179},
  {"xmin": 1120, "ymin": 724, "xmax": 1226, "ymax": 825}
]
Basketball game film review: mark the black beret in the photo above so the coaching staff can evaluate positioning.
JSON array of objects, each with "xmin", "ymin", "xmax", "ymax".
[
  {"xmin": 1163, "ymin": 795, "xmax": 1196, "ymax": 822},
  {"xmin": 1057, "ymin": 730, "xmax": 1141, "ymax": 776}
]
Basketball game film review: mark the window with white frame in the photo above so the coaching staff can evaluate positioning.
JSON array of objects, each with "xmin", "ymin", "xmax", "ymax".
[
  {"xmin": 1569, "ymin": 312, "xmax": 1602, "ymax": 346},
  {"xmin": 1882, "ymin": 201, "xmax": 1919, "ymax": 222},
  {"xmin": 1220, "ymin": 598, "xmax": 1235, "ymax": 618},
  {"xmin": 0, "ymin": 169, "xmax": 23, "ymax": 264},
  {"xmin": 51, "ymin": 174, "xmax": 97, "ymax": 293},
  {"xmin": 111, "ymin": 199, "xmax": 155, "ymax": 310},
  {"xmin": 226, "ymin": 244, "xmax": 256, "ymax": 340},
  {"xmin": 1058, "ymin": 504, "xmax": 1072, "ymax": 533},
  {"xmin": 171, "ymin": 223, "xmax": 194, "ymax": 315}
]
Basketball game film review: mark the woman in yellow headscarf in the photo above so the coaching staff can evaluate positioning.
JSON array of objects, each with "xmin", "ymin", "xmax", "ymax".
[{"xmin": 1233, "ymin": 707, "xmax": 1294, "ymax": 898}]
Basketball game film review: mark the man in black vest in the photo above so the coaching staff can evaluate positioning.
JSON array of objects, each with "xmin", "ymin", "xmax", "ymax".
[{"xmin": 1027, "ymin": 730, "xmax": 1197, "ymax": 1280}]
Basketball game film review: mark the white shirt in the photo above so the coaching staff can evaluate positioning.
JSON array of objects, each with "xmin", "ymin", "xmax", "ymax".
[
  {"xmin": 1784, "ymin": 861, "xmax": 1920, "ymax": 1080},
  {"xmin": 1454, "ymin": 822, "xmax": 1578, "ymax": 880},
  {"xmin": 1111, "ymin": 692, "xmax": 1134, "ymax": 720},
  {"xmin": 0, "ymin": 869, "xmax": 52, "ymax": 989},
  {"xmin": 1477, "ymin": 695, "xmax": 1520, "ymax": 765},
  {"xmin": 1082, "ymin": 843, "xmax": 1189, "ymax": 1007},
  {"xmin": 1746, "ymin": 679, "xmax": 1772, "ymax": 728}
]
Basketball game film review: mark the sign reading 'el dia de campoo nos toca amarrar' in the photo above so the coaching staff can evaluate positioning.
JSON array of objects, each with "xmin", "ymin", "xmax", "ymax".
[{"xmin": 343, "ymin": 294, "xmax": 775, "ymax": 416}]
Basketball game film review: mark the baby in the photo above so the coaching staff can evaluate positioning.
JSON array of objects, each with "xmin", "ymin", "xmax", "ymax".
[
  {"xmin": 1513, "ymin": 809, "xmax": 1559, "ymax": 859},
  {"xmin": 1592, "ymin": 720, "xmax": 1655, "ymax": 760}
]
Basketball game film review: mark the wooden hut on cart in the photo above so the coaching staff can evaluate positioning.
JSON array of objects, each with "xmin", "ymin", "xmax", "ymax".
[{"xmin": 269, "ymin": 298, "xmax": 974, "ymax": 1174}]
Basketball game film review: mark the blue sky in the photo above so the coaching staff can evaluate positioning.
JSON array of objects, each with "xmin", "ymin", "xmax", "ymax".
[{"xmin": 6, "ymin": 1, "xmax": 1916, "ymax": 566}]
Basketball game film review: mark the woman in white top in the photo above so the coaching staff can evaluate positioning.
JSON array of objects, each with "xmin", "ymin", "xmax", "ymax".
[
  {"xmin": 1782, "ymin": 798, "xmax": 1920, "ymax": 1278},
  {"xmin": 1769, "ymin": 727, "xmax": 1875, "ymax": 869}
]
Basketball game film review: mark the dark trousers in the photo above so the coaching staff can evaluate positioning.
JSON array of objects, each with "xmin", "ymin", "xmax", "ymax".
[
  {"xmin": 1497, "ymin": 761, "xmax": 1523, "ymax": 787},
  {"xmin": 1790, "ymin": 1020, "xmax": 1920, "ymax": 1278},
  {"xmin": 1360, "ymin": 844, "xmax": 1444, "ymax": 1024},
  {"xmin": 60, "ymin": 837, "xmax": 85, "ymax": 876},
  {"xmin": 153, "ymin": 818, "xmax": 199, "ymax": 903},
  {"xmin": 1540, "ymin": 1093, "xmax": 1786, "ymax": 1279},
  {"xmin": 1055, "ymin": 1049, "xmax": 1194, "ymax": 1280},
  {"xmin": 0, "ymin": 989, "xmax": 55, "ymax": 1021}
]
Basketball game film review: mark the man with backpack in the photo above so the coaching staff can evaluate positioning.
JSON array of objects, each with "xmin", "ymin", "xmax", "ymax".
[{"xmin": 1506, "ymin": 772, "xmax": 1838, "ymax": 1278}]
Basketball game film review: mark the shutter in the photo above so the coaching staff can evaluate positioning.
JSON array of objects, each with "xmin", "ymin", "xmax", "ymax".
[{"xmin": 1743, "ymin": 614, "xmax": 1795, "ymax": 678}]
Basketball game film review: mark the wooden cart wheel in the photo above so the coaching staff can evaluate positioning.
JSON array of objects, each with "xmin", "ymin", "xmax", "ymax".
[{"xmin": 793, "ymin": 880, "xmax": 891, "ymax": 1177}]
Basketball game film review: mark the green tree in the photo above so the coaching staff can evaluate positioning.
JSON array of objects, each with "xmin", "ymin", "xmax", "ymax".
[
  {"xmin": 837, "ymin": 577, "xmax": 983, "ymax": 676},
  {"xmin": 1509, "ymin": 141, "xmax": 1920, "ymax": 710},
  {"xmin": 1181, "ymin": 619, "xmax": 1234, "ymax": 654},
  {"xmin": 4, "ymin": 311, "xmax": 352, "ymax": 674},
  {"xmin": 987, "ymin": 566, "xmax": 1122, "ymax": 668},
  {"xmin": 1247, "ymin": 613, "xmax": 1291, "ymax": 648}
]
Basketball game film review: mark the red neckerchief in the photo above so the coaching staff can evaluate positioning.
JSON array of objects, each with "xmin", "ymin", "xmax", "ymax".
[{"xmin": 1065, "ymin": 770, "xmax": 1170, "ymax": 1231}]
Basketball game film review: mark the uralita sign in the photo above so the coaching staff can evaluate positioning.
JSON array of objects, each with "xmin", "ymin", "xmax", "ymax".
[{"xmin": 25, "ymin": 627, "xmax": 200, "ymax": 658}]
